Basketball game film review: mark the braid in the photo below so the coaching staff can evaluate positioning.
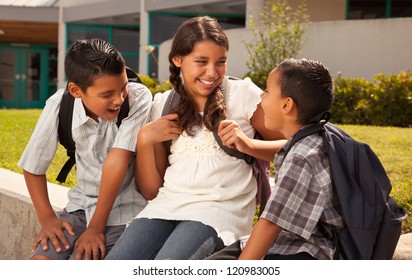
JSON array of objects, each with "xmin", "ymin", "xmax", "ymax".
[
  {"xmin": 169, "ymin": 63, "xmax": 202, "ymax": 136},
  {"xmin": 203, "ymin": 86, "xmax": 226, "ymax": 131}
]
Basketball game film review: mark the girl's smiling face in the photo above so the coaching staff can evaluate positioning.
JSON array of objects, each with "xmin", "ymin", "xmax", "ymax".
[{"xmin": 172, "ymin": 40, "xmax": 227, "ymax": 112}]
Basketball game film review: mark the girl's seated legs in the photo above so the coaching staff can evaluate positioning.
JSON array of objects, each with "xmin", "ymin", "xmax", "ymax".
[
  {"xmin": 105, "ymin": 218, "xmax": 224, "ymax": 260},
  {"xmin": 155, "ymin": 220, "xmax": 224, "ymax": 260}
]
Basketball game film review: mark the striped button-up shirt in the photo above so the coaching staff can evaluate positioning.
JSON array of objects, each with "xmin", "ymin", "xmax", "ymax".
[{"xmin": 19, "ymin": 82, "xmax": 152, "ymax": 226}]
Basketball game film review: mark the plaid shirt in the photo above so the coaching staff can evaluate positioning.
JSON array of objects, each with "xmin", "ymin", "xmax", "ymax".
[{"xmin": 261, "ymin": 130, "xmax": 344, "ymax": 259}]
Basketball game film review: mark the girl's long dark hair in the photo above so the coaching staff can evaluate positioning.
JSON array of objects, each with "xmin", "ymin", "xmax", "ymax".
[{"xmin": 168, "ymin": 16, "xmax": 229, "ymax": 136}]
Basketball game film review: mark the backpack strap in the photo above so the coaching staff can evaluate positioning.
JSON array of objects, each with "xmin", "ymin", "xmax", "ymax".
[
  {"xmin": 56, "ymin": 87, "xmax": 76, "ymax": 183},
  {"xmin": 56, "ymin": 66, "xmax": 138, "ymax": 183},
  {"xmin": 161, "ymin": 89, "xmax": 180, "ymax": 156},
  {"xmin": 282, "ymin": 112, "xmax": 331, "ymax": 159},
  {"xmin": 126, "ymin": 66, "xmax": 143, "ymax": 84},
  {"xmin": 212, "ymin": 130, "xmax": 254, "ymax": 164}
]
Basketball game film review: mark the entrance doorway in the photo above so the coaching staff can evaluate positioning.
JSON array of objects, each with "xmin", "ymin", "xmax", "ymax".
[{"xmin": 0, "ymin": 45, "xmax": 55, "ymax": 108}]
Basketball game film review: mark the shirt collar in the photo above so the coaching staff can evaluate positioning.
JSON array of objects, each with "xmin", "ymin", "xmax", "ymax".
[{"xmin": 73, "ymin": 98, "xmax": 92, "ymax": 129}]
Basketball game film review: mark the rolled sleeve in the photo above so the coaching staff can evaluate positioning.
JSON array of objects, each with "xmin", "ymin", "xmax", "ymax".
[
  {"xmin": 113, "ymin": 82, "xmax": 152, "ymax": 151},
  {"xmin": 18, "ymin": 90, "xmax": 63, "ymax": 175}
]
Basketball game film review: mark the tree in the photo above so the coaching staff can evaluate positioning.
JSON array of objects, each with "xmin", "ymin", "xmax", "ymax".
[{"xmin": 244, "ymin": 0, "xmax": 309, "ymax": 88}]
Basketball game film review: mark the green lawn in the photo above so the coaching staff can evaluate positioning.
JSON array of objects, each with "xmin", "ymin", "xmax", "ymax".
[
  {"xmin": 0, "ymin": 109, "xmax": 76, "ymax": 188},
  {"xmin": 1, "ymin": 109, "xmax": 411, "ymax": 233}
]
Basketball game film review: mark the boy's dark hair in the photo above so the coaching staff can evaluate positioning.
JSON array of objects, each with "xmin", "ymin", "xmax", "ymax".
[
  {"xmin": 168, "ymin": 16, "xmax": 229, "ymax": 136},
  {"xmin": 64, "ymin": 38, "xmax": 126, "ymax": 92},
  {"xmin": 277, "ymin": 58, "xmax": 334, "ymax": 125}
]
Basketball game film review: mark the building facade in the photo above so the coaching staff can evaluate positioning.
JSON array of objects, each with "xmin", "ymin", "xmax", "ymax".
[{"xmin": 0, "ymin": 0, "xmax": 411, "ymax": 108}]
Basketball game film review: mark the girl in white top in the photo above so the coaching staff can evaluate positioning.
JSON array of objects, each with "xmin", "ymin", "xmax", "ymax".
[{"xmin": 105, "ymin": 16, "xmax": 285, "ymax": 260}]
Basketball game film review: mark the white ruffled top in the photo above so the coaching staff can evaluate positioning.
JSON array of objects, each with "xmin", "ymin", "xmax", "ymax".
[{"xmin": 135, "ymin": 77, "xmax": 262, "ymax": 245}]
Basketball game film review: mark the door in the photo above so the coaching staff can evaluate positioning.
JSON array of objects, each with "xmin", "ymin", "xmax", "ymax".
[{"xmin": 0, "ymin": 46, "xmax": 48, "ymax": 108}]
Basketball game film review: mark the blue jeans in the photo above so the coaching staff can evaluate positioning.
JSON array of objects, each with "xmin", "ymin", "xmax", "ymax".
[{"xmin": 105, "ymin": 218, "xmax": 224, "ymax": 260}]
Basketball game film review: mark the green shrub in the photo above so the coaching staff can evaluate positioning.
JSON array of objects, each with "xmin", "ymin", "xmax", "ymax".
[
  {"xmin": 331, "ymin": 75, "xmax": 372, "ymax": 125},
  {"xmin": 332, "ymin": 71, "xmax": 412, "ymax": 127},
  {"xmin": 138, "ymin": 74, "xmax": 172, "ymax": 95},
  {"xmin": 367, "ymin": 72, "xmax": 412, "ymax": 127}
]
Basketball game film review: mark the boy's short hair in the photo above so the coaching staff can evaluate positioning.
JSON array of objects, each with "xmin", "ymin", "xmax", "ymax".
[
  {"xmin": 64, "ymin": 38, "xmax": 125, "ymax": 92},
  {"xmin": 277, "ymin": 58, "xmax": 334, "ymax": 125}
]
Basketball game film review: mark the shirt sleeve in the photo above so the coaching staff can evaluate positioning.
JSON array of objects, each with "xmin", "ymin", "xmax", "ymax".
[
  {"xmin": 226, "ymin": 77, "xmax": 262, "ymax": 138},
  {"xmin": 261, "ymin": 152, "xmax": 328, "ymax": 240},
  {"xmin": 150, "ymin": 90, "xmax": 172, "ymax": 121},
  {"xmin": 113, "ymin": 82, "xmax": 153, "ymax": 152},
  {"xmin": 18, "ymin": 90, "xmax": 63, "ymax": 175}
]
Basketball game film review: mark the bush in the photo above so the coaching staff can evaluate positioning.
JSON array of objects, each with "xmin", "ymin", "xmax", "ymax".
[
  {"xmin": 331, "ymin": 75, "xmax": 372, "ymax": 125},
  {"xmin": 137, "ymin": 74, "xmax": 172, "ymax": 95},
  {"xmin": 331, "ymin": 71, "xmax": 412, "ymax": 127},
  {"xmin": 367, "ymin": 72, "xmax": 412, "ymax": 127}
]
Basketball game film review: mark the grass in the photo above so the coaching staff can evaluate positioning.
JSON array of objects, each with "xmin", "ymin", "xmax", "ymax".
[
  {"xmin": 0, "ymin": 109, "xmax": 76, "ymax": 188},
  {"xmin": 1, "ymin": 109, "xmax": 411, "ymax": 233},
  {"xmin": 339, "ymin": 125, "xmax": 412, "ymax": 233}
]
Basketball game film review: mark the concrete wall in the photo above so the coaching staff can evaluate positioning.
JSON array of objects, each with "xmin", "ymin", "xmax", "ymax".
[
  {"xmin": 299, "ymin": 17, "xmax": 412, "ymax": 79},
  {"xmin": 158, "ymin": 17, "xmax": 412, "ymax": 82},
  {"xmin": 0, "ymin": 167, "xmax": 410, "ymax": 260},
  {"xmin": 0, "ymin": 168, "xmax": 68, "ymax": 260}
]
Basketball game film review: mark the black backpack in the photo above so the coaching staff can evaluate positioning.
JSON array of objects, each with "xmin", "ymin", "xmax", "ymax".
[
  {"xmin": 161, "ymin": 76, "xmax": 272, "ymax": 214},
  {"xmin": 283, "ymin": 113, "xmax": 407, "ymax": 260},
  {"xmin": 56, "ymin": 67, "xmax": 143, "ymax": 183}
]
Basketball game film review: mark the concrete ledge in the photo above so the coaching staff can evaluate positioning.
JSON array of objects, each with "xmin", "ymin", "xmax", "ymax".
[
  {"xmin": 0, "ymin": 168, "xmax": 410, "ymax": 260},
  {"xmin": 0, "ymin": 168, "xmax": 68, "ymax": 260},
  {"xmin": 392, "ymin": 233, "xmax": 412, "ymax": 260}
]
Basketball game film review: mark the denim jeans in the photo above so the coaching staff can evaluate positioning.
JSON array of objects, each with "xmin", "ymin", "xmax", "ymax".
[{"xmin": 105, "ymin": 218, "xmax": 224, "ymax": 260}]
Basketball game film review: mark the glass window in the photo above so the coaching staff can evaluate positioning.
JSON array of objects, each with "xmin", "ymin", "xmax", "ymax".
[
  {"xmin": 148, "ymin": 14, "xmax": 245, "ymax": 78},
  {"xmin": 348, "ymin": 0, "xmax": 412, "ymax": 19},
  {"xmin": 392, "ymin": 0, "xmax": 412, "ymax": 17},
  {"xmin": 68, "ymin": 25, "xmax": 109, "ymax": 46},
  {"xmin": 0, "ymin": 51, "xmax": 14, "ymax": 100},
  {"xmin": 112, "ymin": 27, "xmax": 139, "ymax": 53},
  {"xmin": 67, "ymin": 24, "xmax": 140, "ymax": 72},
  {"xmin": 348, "ymin": 0, "xmax": 387, "ymax": 19},
  {"xmin": 26, "ymin": 52, "xmax": 41, "ymax": 101}
]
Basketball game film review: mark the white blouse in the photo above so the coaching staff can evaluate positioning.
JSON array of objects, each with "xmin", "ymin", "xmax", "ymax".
[{"xmin": 135, "ymin": 77, "xmax": 262, "ymax": 245}]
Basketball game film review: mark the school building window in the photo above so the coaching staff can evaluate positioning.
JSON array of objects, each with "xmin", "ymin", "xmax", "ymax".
[
  {"xmin": 67, "ymin": 24, "xmax": 140, "ymax": 73},
  {"xmin": 147, "ymin": 13, "xmax": 245, "ymax": 79},
  {"xmin": 347, "ymin": 0, "xmax": 412, "ymax": 19}
]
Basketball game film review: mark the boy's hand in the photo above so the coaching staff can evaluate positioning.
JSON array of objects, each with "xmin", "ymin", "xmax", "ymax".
[
  {"xmin": 74, "ymin": 228, "xmax": 106, "ymax": 260},
  {"xmin": 218, "ymin": 120, "xmax": 251, "ymax": 153},
  {"xmin": 33, "ymin": 216, "xmax": 75, "ymax": 253}
]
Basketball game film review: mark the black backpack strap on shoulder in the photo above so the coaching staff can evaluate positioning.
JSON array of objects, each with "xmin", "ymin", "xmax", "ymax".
[
  {"xmin": 161, "ymin": 89, "xmax": 180, "ymax": 155},
  {"xmin": 116, "ymin": 96, "xmax": 129, "ymax": 127},
  {"xmin": 56, "ymin": 88, "xmax": 76, "ymax": 183},
  {"xmin": 116, "ymin": 66, "xmax": 142, "ymax": 127},
  {"xmin": 126, "ymin": 66, "xmax": 143, "ymax": 84},
  {"xmin": 283, "ymin": 112, "xmax": 331, "ymax": 159}
]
